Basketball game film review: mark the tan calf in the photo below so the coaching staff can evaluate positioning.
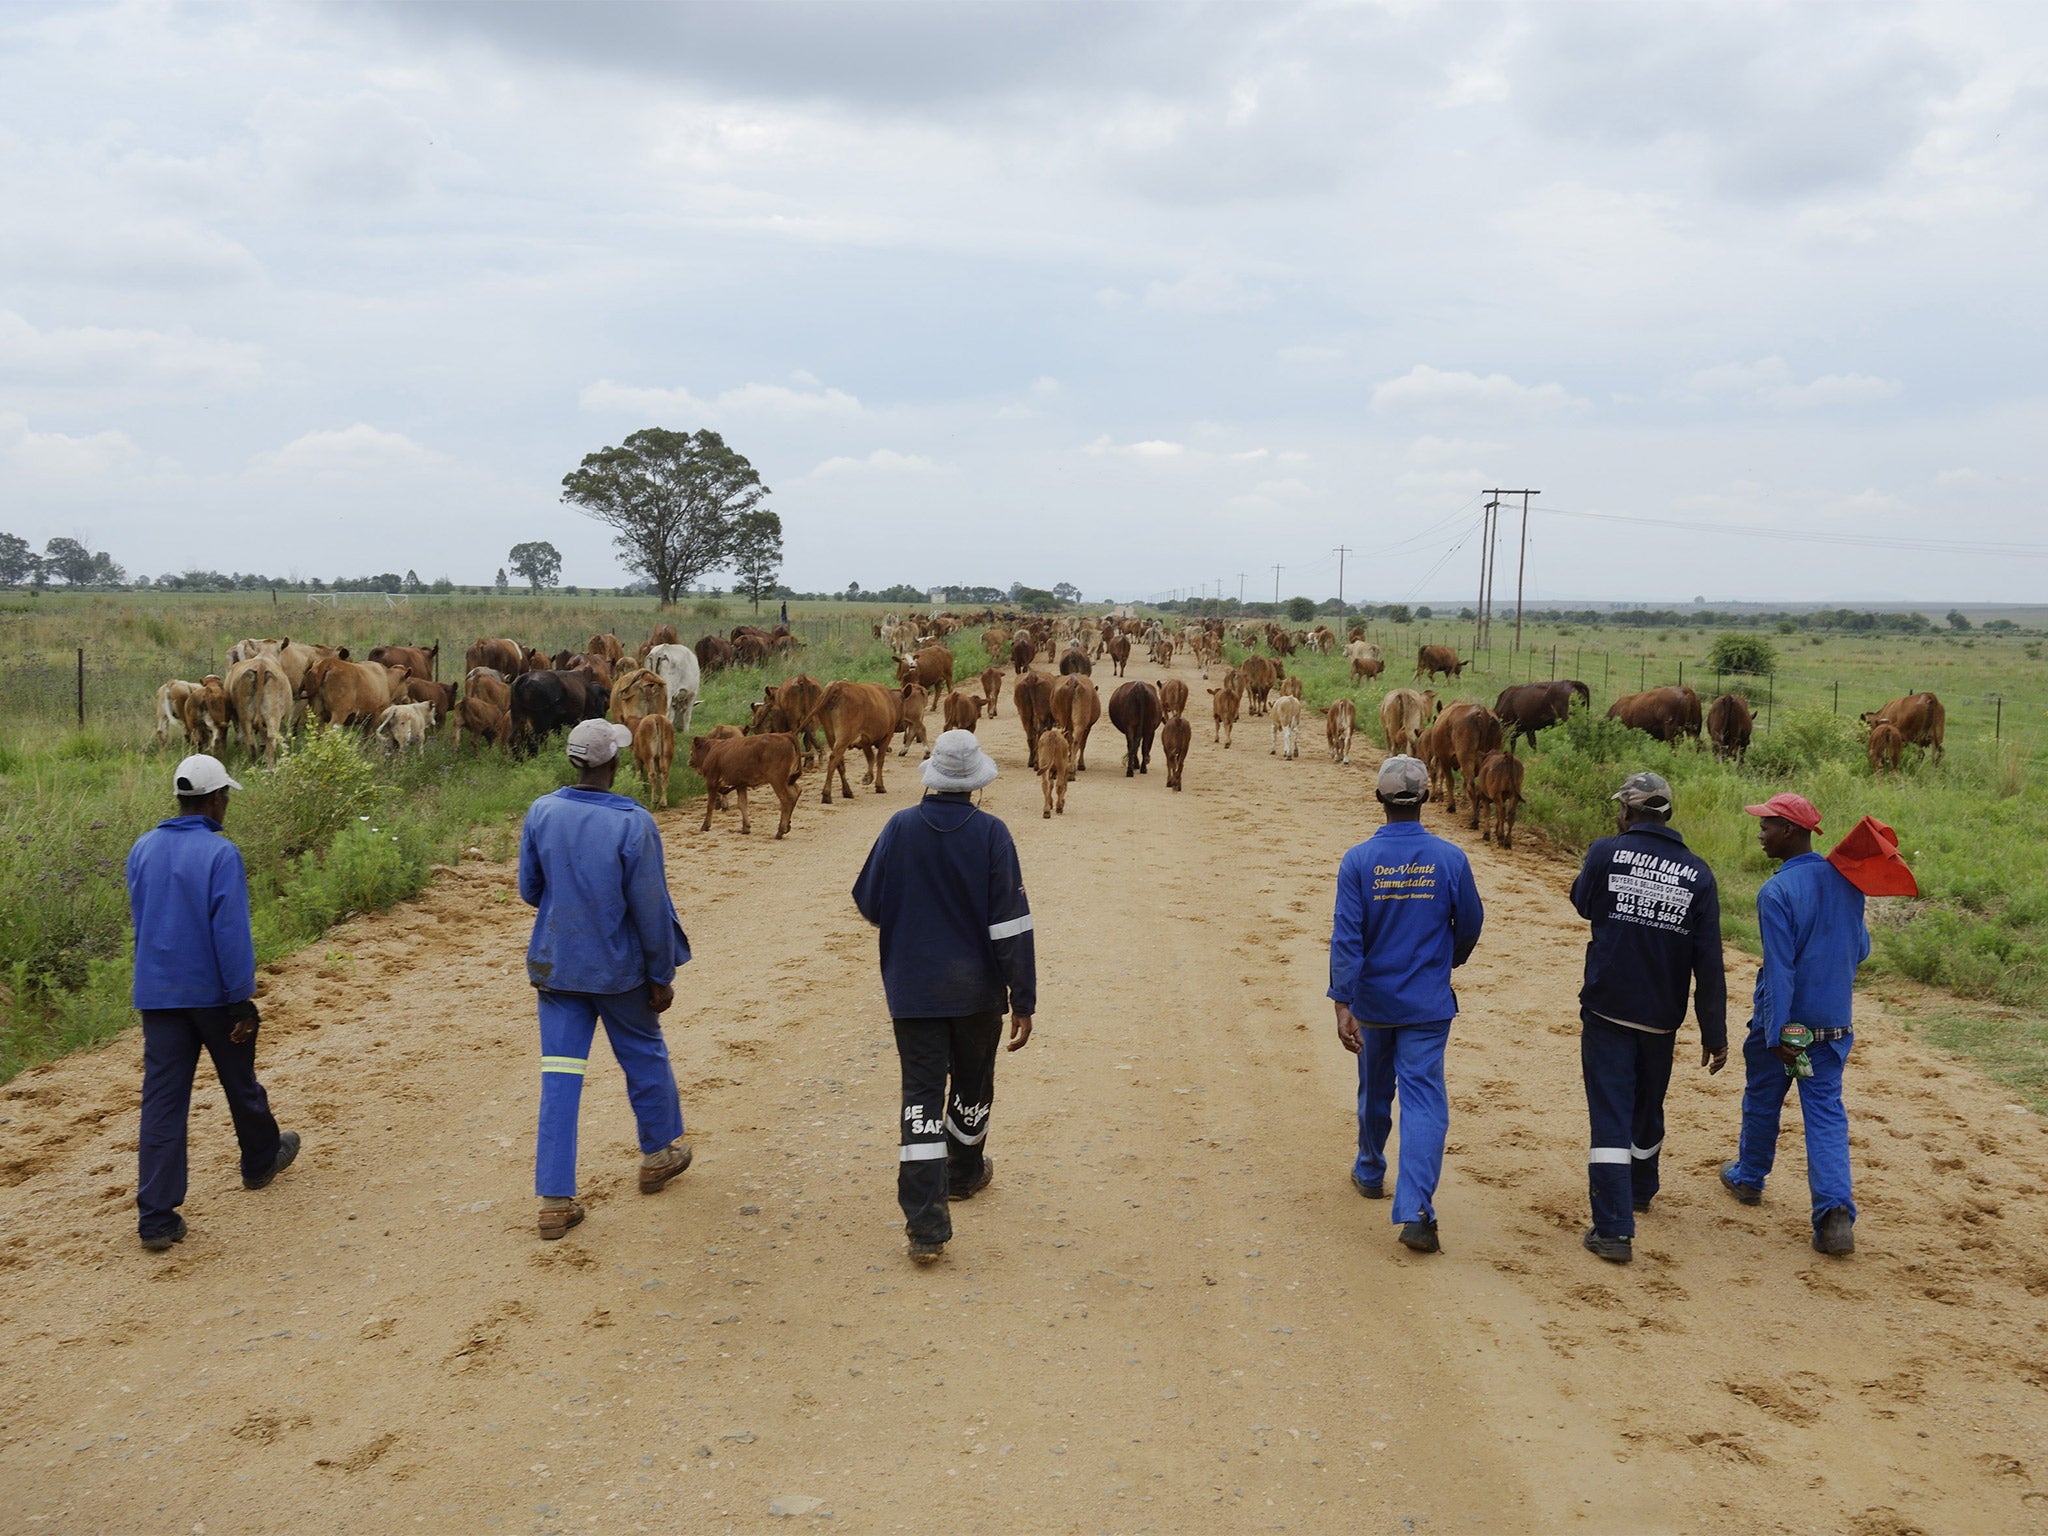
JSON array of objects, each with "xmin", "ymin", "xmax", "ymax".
[
  {"xmin": 978, "ymin": 666, "xmax": 1003, "ymax": 718},
  {"xmin": 942, "ymin": 690, "xmax": 987, "ymax": 733},
  {"xmin": 690, "ymin": 731, "xmax": 800, "ymax": 837},
  {"xmin": 633, "ymin": 713, "xmax": 677, "ymax": 808},
  {"xmin": 1269, "ymin": 693, "xmax": 1303, "ymax": 759},
  {"xmin": 1208, "ymin": 682, "xmax": 1241, "ymax": 747},
  {"xmin": 1472, "ymin": 750, "xmax": 1526, "ymax": 848},
  {"xmin": 450, "ymin": 696, "xmax": 511, "ymax": 754},
  {"xmin": 1037, "ymin": 727, "xmax": 1072, "ymax": 818},
  {"xmin": 1157, "ymin": 677, "xmax": 1189, "ymax": 718},
  {"xmin": 1867, "ymin": 720, "xmax": 1904, "ymax": 774},
  {"xmin": 1162, "ymin": 714, "xmax": 1191, "ymax": 790},
  {"xmin": 896, "ymin": 683, "xmax": 930, "ymax": 757},
  {"xmin": 1326, "ymin": 698, "xmax": 1356, "ymax": 764},
  {"xmin": 1051, "ymin": 673, "xmax": 1102, "ymax": 772}
]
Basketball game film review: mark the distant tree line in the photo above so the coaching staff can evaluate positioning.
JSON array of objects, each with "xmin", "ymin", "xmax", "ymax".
[{"xmin": 0, "ymin": 533, "xmax": 126, "ymax": 589}]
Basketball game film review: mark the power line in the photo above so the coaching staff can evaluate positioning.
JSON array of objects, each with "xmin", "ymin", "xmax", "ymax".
[{"xmin": 1536, "ymin": 505, "xmax": 2048, "ymax": 560}]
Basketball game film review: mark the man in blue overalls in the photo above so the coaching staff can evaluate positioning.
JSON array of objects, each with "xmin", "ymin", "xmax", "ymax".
[
  {"xmin": 519, "ymin": 719, "xmax": 693, "ymax": 1240},
  {"xmin": 127, "ymin": 754, "xmax": 300, "ymax": 1250},
  {"xmin": 1722, "ymin": 792, "xmax": 1869, "ymax": 1257},
  {"xmin": 1570, "ymin": 771, "xmax": 1727, "ymax": 1264},
  {"xmin": 1328, "ymin": 755, "xmax": 1484, "ymax": 1253}
]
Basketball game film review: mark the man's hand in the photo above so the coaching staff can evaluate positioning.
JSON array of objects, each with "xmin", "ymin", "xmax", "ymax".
[
  {"xmin": 1006, "ymin": 1013, "xmax": 1033, "ymax": 1052},
  {"xmin": 648, "ymin": 981, "xmax": 675, "ymax": 1015},
  {"xmin": 227, "ymin": 999, "xmax": 260, "ymax": 1044},
  {"xmin": 1334, "ymin": 1002, "xmax": 1363, "ymax": 1056},
  {"xmin": 1703, "ymin": 1044, "xmax": 1728, "ymax": 1075},
  {"xmin": 1769, "ymin": 1042, "xmax": 1802, "ymax": 1066}
]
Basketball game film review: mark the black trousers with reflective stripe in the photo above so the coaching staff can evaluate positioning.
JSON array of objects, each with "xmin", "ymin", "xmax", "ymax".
[
  {"xmin": 893, "ymin": 1012, "xmax": 1002, "ymax": 1242},
  {"xmin": 1581, "ymin": 1017, "xmax": 1675, "ymax": 1239}
]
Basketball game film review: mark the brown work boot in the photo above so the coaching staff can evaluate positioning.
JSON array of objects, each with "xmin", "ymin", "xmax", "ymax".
[
  {"xmin": 639, "ymin": 1141, "xmax": 693, "ymax": 1194},
  {"xmin": 538, "ymin": 1197, "xmax": 585, "ymax": 1240}
]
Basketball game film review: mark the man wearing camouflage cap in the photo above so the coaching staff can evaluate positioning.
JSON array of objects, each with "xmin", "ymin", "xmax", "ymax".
[
  {"xmin": 1326, "ymin": 755, "xmax": 1484, "ymax": 1254},
  {"xmin": 1569, "ymin": 771, "xmax": 1727, "ymax": 1263}
]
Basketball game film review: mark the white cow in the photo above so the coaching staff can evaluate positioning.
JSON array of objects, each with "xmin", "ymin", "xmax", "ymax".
[
  {"xmin": 645, "ymin": 643, "xmax": 701, "ymax": 735},
  {"xmin": 374, "ymin": 700, "xmax": 436, "ymax": 753},
  {"xmin": 1270, "ymin": 694, "xmax": 1303, "ymax": 760}
]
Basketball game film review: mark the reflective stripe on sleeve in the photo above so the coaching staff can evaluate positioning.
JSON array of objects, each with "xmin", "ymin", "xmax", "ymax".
[
  {"xmin": 1630, "ymin": 1141, "xmax": 1664, "ymax": 1160},
  {"xmin": 1587, "ymin": 1147, "xmax": 1631, "ymax": 1165},
  {"xmin": 540, "ymin": 1055, "xmax": 589, "ymax": 1076},
  {"xmin": 987, "ymin": 913, "xmax": 1034, "ymax": 941},
  {"xmin": 899, "ymin": 1142, "xmax": 948, "ymax": 1162}
]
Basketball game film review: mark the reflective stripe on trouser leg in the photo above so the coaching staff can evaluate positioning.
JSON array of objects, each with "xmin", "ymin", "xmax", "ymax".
[
  {"xmin": 942, "ymin": 1012, "xmax": 1003, "ymax": 1186},
  {"xmin": 894, "ymin": 1017, "xmax": 954, "ymax": 1243},
  {"xmin": 535, "ymin": 991, "xmax": 601, "ymax": 1199},
  {"xmin": 1581, "ymin": 1018, "xmax": 1673, "ymax": 1240}
]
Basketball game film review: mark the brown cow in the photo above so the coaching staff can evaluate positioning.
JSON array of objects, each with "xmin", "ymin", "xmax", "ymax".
[
  {"xmin": 895, "ymin": 684, "xmax": 931, "ymax": 758},
  {"xmin": 1350, "ymin": 652, "xmax": 1385, "ymax": 683},
  {"xmin": 1867, "ymin": 720, "xmax": 1905, "ymax": 774},
  {"xmin": 1038, "ymin": 727, "xmax": 1072, "ymax": 818},
  {"xmin": 1861, "ymin": 692, "xmax": 1945, "ymax": 762},
  {"xmin": 1106, "ymin": 633, "xmax": 1131, "ymax": 677},
  {"xmin": 1494, "ymin": 680, "xmax": 1590, "ymax": 753},
  {"xmin": 732, "ymin": 633, "xmax": 770, "ymax": 666},
  {"xmin": 895, "ymin": 645, "xmax": 955, "ymax": 706},
  {"xmin": 1435, "ymin": 701, "xmax": 1502, "ymax": 819},
  {"xmin": 465, "ymin": 666, "xmax": 511, "ymax": 710},
  {"xmin": 1011, "ymin": 635, "xmax": 1036, "ymax": 676},
  {"xmin": 1326, "ymin": 697, "xmax": 1356, "ymax": 764},
  {"xmin": 609, "ymin": 667, "xmax": 670, "ymax": 732},
  {"xmin": 587, "ymin": 633, "xmax": 625, "ymax": 667},
  {"xmin": 1415, "ymin": 644, "xmax": 1467, "ymax": 682},
  {"xmin": 368, "ymin": 642, "xmax": 438, "ymax": 681},
  {"xmin": 1013, "ymin": 671, "xmax": 1056, "ymax": 770},
  {"xmin": 225, "ymin": 655, "xmax": 292, "ymax": 767},
  {"xmin": 1108, "ymin": 680, "xmax": 1162, "ymax": 777},
  {"xmin": 643, "ymin": 623, "xmax": 680, "ymax": 660},
  {"xmin": 942, "ymin": 690, "xmax": 987, "ymax": 733},
  {"xmin": 1161, "ymin": 713, "xmax": 1191, "ymax": 790},
  {"xmin": 1608, "ymin": 686, "xmax": 1702, "ymax": 746},
  {"xmin": 1276, "ymin": 676, "xmax": 1303, "ymax": 700},
  {"xmin": 467, "ymin": 638, "xmax": 525, "ymax": 676},
  {"xmin": 808, "ymin": 681, "xmax": 897, "ymax": 803},
  {"xmin": 1157, "ymin": 677, "xmax": 1189, "ymax": 718},
  {"xmin": 1379, "ymin": 687, "xmax": 1439, "ymax": 755},
  {"xmin": 1051, "ymin": 673, "xmax": 1101, "ymax": 772},
  {"xmin": 1241, "ymin": 654, "xmax": 1277, "ymax": 716},
  {"xmin": 756, "ymin": 674, "xmax": 825, "ymax": 765},
  {"xmin": 401, "ymin": 676, "xmax": 456, "ymax": 721},
  {"xmin": 1472, "ymin": 751, "xmax": 1526, "ymax": 848},
  {"xmin": 157, "ymin": 677, "xmax": 229, "ymax": 753},
  {"xmin": 982, "ymin": 627, "xmax": 1010, "ymax": 662},
  {"xmin": 978, "ymin": 666, "xmax": 1003, "ymax": 718},
  {"xmin": 302, "ymin": 650, "xmax": 410, "ymax": 729},
  {"xmin": 551, "ymin": 650, "xmax": 613, "ymax": 688},
  {"xmin": 1706, "ymin": 693, "xmax": 1754, "ymax": 763},
  {"xmin": 695, "ymin": 634, "xmax": 736, "ymax": 673},
  {"xmin": 633, "ymin": 713, "xmax": 677, "ymax": 808},
  {"xmin": 1209, "ymin": 683, "xmax": 1241, "ymax": 747},
  {"xmin": 450, "ymin": 695, "xmax": 512, "ymax": 754},
  {"xmin": 1059, "ymin": 647, "xmax": 1092, "ymax": 676},
  {"xmin": 690, "ymin": 731, "xmax": 800, "ymax": 837}
]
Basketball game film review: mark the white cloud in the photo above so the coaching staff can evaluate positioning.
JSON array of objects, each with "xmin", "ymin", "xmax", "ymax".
[
  {"xmin": 1681, "ymin": 357, "xmax": 1902, "ymax": 410},
  {"xmin": 1372, "ymin": 366, "xmax": 1588, "ymax": 417},
  {"xmin": 579, "ymin": 378, "xmax": 862, "ymax": 421},
  {"xmin": 1029, "ymin": 376, "xmax": 1061, "ymax": 398},
  {"xmin": 248, "ymin": 424, "xmax": 436, "ymax": 477},
  {"xmin": 1143, "ymin": 266, "xmax": 1270, "ymax": 314},
  {"xmin": 1408, "ymin": 435, "xmax": 1506, "ymax": 464},
  {"xmin": 1936, "ymin": 466, "xmax": 1983, "ymax": 487},
  {"xmin": 0, "ymin": 310, "xmax": 261, "ymax": 387},
  {"xmin": 1276, "ymin": 344, "xmax": 1347, "ymax": 373},
  {"xmin": 0, "ymin": 412, "xmax": 140, "ymax": 479},
  {"xmin": 810, "ymin": 449, "xmax": 945, "ymax": 478},
  {"xmin": 1086, "ymin": 436, "xmax": 1186, "ymax": 460},
  {"xmin": 1231, "ymin": 476, "xmax": 1318, "ymax": 510}
]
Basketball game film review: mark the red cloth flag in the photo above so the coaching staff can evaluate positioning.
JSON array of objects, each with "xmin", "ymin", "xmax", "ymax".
[{"xmin": 1827, "ymin": 815, "xmax": 1918, "ymax": 897}]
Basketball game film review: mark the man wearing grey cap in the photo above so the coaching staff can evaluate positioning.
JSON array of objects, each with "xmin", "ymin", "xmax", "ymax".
[
  {"xmin": 1327, "ymin": 754, "xmax": 1484, "ymax": 1254},
  {"xmin": 853, "ymin": 730, "xmax": 1036, "ymax": 1265},
  {"xmin": 127, "ymin": 754, "xmax": 298, "ymax": 1251},
  {"xmin": 518, "ymin": 719, "xmax": 693, "ymax": 1240},
  {"xmin": 1568, "ymin": 771, "xmax": 1727, "ymax": 1264}
]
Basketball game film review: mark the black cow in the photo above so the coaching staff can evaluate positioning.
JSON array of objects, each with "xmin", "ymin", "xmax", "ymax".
[
  {"xmin": 1493, "ymin": 680, "xmax": 1591, "ymax": 753},
  {"xmin": 1108, "ymin": 680, "xmax": 1163, "ymax": 777},
  {"xmin": 510, "ymin": 670, "xmax": 610, "ymax": 757}
]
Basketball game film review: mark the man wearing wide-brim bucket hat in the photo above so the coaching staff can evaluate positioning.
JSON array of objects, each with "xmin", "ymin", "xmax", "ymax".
[{"xmin": 853, "ymin": 730, "xmax": 1037, "ymax": 1264}]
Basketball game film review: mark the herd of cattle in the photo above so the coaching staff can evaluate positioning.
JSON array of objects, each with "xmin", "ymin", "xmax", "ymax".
[{"xmin": 150, "ymin": 611, "xmax": 1953, "ymax": 850}]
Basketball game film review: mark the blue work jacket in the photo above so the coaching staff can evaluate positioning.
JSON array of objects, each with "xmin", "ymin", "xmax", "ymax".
[
  {"xmin": 1327, "ymin": 820, "xmax": 1483, "ymax": 1026},
  {"xmin": 126, "ymin": 815, "xmax": 258, "ymax": 1011},
  {"xmin": 852, "ymin": 794, "xmax": 1037, "ymax": 1019},
  {"xmin": 1569, "ymin": 822, "xmax": 1728, "ymax": 1052},
  {"xmin": 518, "ymin": 787, "xmax": 690, "ymax": 995},
  {"xmin": 1751, "ymin": 852, "xmax": 1870, "ymax": 1044}
]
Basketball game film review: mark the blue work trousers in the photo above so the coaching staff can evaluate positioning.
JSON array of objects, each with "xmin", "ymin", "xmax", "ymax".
[
  {"xmin": 137, "ymin": 1008, "xmax": 281, "ymax": 1240},
  {"xmin": 1730, "ymin": 1029, "xmax": 1856, "ymax": 1229},
  {"xmin": 1580, "ymin": 1018, "xmax": 1676, "ymax": 1239},
  {"xmin": 535, "ymin": 987, "xmax": 684, "ymax": 1199},
  {"xmin": 1353, "ymin": 1019, "xmax": 1452, "ymax": 1225}
]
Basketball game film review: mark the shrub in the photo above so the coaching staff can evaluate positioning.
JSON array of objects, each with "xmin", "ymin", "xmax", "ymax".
[
  {"xmin": 1743, "ymin": 708, "xmax": 1861, "ymax": 779},
  {"xmin": 1707, "ymin": 633, "xmax": 1778, "ymax": 676},
  {"xmin": 1285, "ymin": 597, "xmax": 1316, "ymax": 623},
  {"xmin": 279, "ymin": 819, "xmax": 431, "ymax": 937},
  {"xmin": 261, "ymin": 726, "xmax": 377, "ymax": 862},
  {"xmin": 693, "ymin": 599, "xmax": 724, "ymax": 618}
]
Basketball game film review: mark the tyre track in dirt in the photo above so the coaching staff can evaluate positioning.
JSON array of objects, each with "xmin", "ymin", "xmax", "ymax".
[{"xmin": 2, "ymin": 652, "xmax": 2046, "ymax": 1533}]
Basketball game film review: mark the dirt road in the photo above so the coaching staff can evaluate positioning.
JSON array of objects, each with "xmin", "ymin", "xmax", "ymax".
[{"xmin": 4, "ymin": 652, "xmax": 2048, "ymax": 1534}]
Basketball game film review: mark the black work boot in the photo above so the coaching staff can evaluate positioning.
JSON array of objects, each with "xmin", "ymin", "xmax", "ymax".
[
  {"xmin": 1351, "ymin": 1172, "xmax": 1386, "ymax": 1200},
  {"xmin": 1397, "ymin": 1219, "xmax": 1440, "ymax": 1254},
  {"xmin": 244, "ymin": 1130, "xmax": 301, "ymax": 1191},
  {"xmin": 1583, "ymin": 1228, "xmax": 1633, "ymax": 1263},
  {"xmin": 1813, "ymin": 1208, "xmax": 1855, "ymax": 1256},
  {"xmin": 1719, "ymin": 1161, "xmax": 1762, "ymax": 1206}
]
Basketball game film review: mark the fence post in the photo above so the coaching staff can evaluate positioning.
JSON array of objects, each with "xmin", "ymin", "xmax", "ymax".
[
  {"xmin": 1550, "ymin": 644, "xmax": 1556, "ymax": 679},
  {"xmin": 1678, "ymin": 659, "xmax": 1684, "ymax": 688},
  {"xmin": 1996, "ymin": 695, "xmax": 2004, "ymax": 740},
  {"xmin": 1832, "ymin": 680, "xmax": 1838, "ymax": 715},
  {"xmin": 76, "ymin": 646, "xmax": 84, "ymax": 729},
  {"xmin": 1767, "ymin": 672, "xmax": 1774, "ymax": 731},
  {"xmin": 1640, "ymin": 655, "xmax": 1647, "ymax": 690}
]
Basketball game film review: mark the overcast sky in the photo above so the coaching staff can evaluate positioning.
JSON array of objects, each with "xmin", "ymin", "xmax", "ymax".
[{"xmin": 3, "ymin": 1, "xmax": 2044, "ymax": 604}]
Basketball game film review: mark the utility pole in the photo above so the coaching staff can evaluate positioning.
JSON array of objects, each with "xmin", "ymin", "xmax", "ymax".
[
  {"xmin": 1477, "ymin": 498, "xmax": 1498, "ymax": 650},
  {"xmin": 1236, "ymin": 572, "xmax": 1246, "ymax": 614},
  {"xmin": 1483, "ymin": 489, "xmax": 1538, "ymax": 651},
  {"xmin": 1334, "ymin": 545, "xmax": 1352, "ymax": 615},
  {"xmin": 1272, "ymin": 564, "xmax": 1282, "ymax": 605}
]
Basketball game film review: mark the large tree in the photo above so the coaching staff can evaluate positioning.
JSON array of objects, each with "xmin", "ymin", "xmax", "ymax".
[
  {"xmin": 0, "ymin": 532, "xmax": 37, "ymax": 587},
  {"xmin": 560, "ymin": 428, "xmax": 767, "ymax": 606},
  {"xmin": 43, "ymin": 536, "xmax": 94, "ymax": 586},
  {"xmin": 508, "ymin": 540, "xmax": 562, "ymax": 593},
  {"xmin": 729, "ymin": 509, "xmax": 784, "ymax": 614}
]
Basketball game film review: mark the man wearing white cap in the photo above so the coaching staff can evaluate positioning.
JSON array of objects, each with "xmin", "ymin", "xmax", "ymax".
[
  {"xmin": 518, "ymin": 719, "xmax": 694, "ymax": 1240},
  {"xmin": 126, "ymin": 754, "xmax": 298, "ymax": 1251},
  {"xmin": 853, "ymin": 729, "xmax": 1036, "ymax": 1264},
  {"xmin": 1327, "ymin": 755, "xmax": 1483, "ymax": 1254}
]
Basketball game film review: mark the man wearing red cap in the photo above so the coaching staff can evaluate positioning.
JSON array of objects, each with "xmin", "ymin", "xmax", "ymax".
[{"xmin": 1721, "ymin": 793, "xmax": 1870, "ymax": 1256}]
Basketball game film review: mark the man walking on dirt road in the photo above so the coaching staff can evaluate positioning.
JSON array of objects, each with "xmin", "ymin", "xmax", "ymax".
[
  {"xmin": 852, "ymin": 729, "xmax": 1035, "ymax": 1266},
  {"xmin": 1721, "ymin": 792, "xmax": 1869, "ymax": 1257},
  {"xmin": 1570, "ymin": 771, "xmax": 1727, "ymax": 1264},
  {"xmin": 518, "ymin": 719, "xmax": 694, "ymax": 1241},
  {"xmin": 127, "ymin": 754, "xmax": 299, "ymax": 1251},
  {"xmin": 1328, "ymin": 755, "xmax": 1484, "ymax": 1254}
]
